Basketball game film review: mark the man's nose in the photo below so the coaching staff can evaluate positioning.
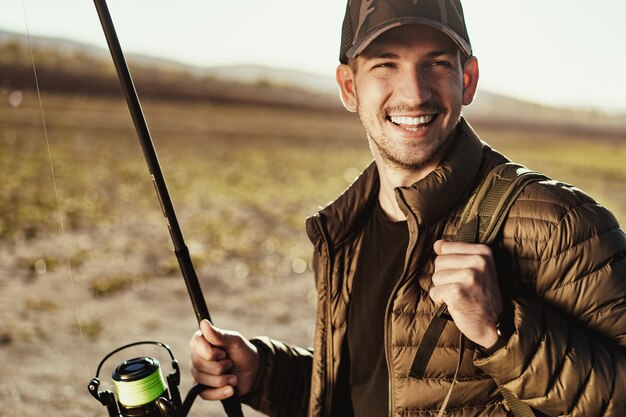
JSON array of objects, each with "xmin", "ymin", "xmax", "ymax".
[{"xmin": 395, "ymin": 68, "xmax": 432, "ymax": 105}]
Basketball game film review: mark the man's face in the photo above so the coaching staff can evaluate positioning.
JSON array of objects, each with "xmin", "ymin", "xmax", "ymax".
[{"xmin": 337, "ymin": 24, "xmax": 478, "ymax": 173}]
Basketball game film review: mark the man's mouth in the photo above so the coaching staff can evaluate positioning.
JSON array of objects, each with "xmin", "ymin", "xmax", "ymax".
[{"xmin": 388, "ymin": 114, "xmax": 436, "ymax": 131}]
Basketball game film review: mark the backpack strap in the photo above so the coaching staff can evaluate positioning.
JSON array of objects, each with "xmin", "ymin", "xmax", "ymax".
[
  {"xmin": 456, "ymin": 163, "xmax": 550, "ymax": 246},
  {"xmin": 408, "ymin": 163, "xmax": 548, "ymax": 416}
]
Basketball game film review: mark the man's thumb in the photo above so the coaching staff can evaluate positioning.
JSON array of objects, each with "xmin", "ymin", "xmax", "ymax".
[
  {"xmin": 433, "ymin": 239, "xmax": 447, "ymax": 255},
  {"xmin": 200, "ymin": 319, "xmax": 229, "ymax": 347}
]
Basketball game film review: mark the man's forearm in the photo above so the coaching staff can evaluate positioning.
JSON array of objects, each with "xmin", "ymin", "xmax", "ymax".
[
  {"xmin": 242, "ymin": 337, "xmax": 313, "ymax": 417},
  {"xmin": 475, "ymin": 297, "xmax": 626, "ymax": 416}
]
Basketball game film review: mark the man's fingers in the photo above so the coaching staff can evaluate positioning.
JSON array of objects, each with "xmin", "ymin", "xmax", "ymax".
[
  {"xmin": 434, "ymin": 239, "xmax": 492, "ymax": 256},
  {"xmin": 200, "ymin": 386, "xmax": 235, "ymax": 401},
  {"xmin": 431, "ymin": 241, "xmax": 503, "ymax": 348},
  {"xmin": 200, "ymin": 320, "xmax": 244, "ymax": 353},
  {"xmin": 199, "ymin": 386, "xmax": 235, "ymax": 401},
  {"xmin": 190, "ymin": 353, "xmax": 233, "ymax": 375},
  {"xmin": 429, "ymin": 282, "xmax": 465, "ymax": 306},
  {"xmin": 433, "ymin": 240, "xmax": 495, "ymax": 277},
  {"xmin": 190, "ymin": 322, "xmax": 259, "ymax": 398},
  {"xmin": 431, "ymin": 267, "xmax": 479, "ymax": 287},
  {"xmin": 190, "ymin": 367, "xmax": 237, "ymax": 401},
  {"xmin": 434, "ymin": 253, "xmax": 491, "ymax": 274},
  {"xmin": 191, "ymin": 367, "xmax": 238, "ymax": 389},
  {"xmin": 201, "ymin": 319, "xmax": 228, "ymax": 346},
  {"xmin": 433, "ymin": 239, "xmax": 446, "ymax": 255},
  {"xmin": 190, "ymin": 330, "xmax": 228, "ymax": 362}
]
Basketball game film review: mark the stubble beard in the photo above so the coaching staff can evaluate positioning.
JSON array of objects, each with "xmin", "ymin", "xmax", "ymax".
[
  {"xmin": 358, "ymin": 102, "xmax": 460, "ymax": 173},
  {"xmin": 369, "ymin": 128, "xmax": 449, "ymax": 172}
]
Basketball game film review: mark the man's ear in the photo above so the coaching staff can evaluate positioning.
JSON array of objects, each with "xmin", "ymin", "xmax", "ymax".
[
  {"xmin": 336, "ymin": 64, "xmax": 358, "ymax": 112},
  {"xmin": 461, "ymin": 56, "xmax": 479, "ymax": 106}
]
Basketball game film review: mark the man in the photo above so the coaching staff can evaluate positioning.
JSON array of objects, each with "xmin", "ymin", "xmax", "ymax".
[{"xmin": 190, "ymin": 1, "xmax": 626, "ymax": 416}]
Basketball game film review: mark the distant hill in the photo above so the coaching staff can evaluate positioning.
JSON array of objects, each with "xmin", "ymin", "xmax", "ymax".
[
  {"xmin": 1, "ymin": 29, "xmax": 625, "ymax": 135},
  {"xmin": 0, "ymin": 29, "xmax": 342, "ymax": 111}
]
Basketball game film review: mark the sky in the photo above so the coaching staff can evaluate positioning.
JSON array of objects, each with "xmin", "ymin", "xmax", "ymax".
[{"xmin": 2, "ymin": 0, "xmax": 625, "ymax": 114}]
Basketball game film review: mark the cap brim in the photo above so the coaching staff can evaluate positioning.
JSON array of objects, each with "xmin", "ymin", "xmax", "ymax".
[{"xmin": 346, "ymin": 17, "xmax": 472, "ymax": 60}]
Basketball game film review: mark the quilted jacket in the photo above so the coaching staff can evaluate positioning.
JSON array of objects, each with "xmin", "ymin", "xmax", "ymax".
[{"xmin": 243, "ymin": 118, "xmax": 626, "ymax": 416}]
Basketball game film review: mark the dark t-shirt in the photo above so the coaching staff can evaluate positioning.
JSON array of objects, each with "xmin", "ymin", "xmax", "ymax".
[{"xmin": 332, "ymin": 199, "xmax": 409, "ymax": 416}]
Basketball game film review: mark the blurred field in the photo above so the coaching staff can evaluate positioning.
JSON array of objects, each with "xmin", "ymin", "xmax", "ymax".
[{"xmin": 0, "ymin": 89, "xmax": 624, "ymax": 417}]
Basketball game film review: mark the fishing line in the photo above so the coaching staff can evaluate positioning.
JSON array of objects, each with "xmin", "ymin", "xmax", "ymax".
[
  {"xmin": 20, "ymin": 0, "xmax": 90, "ymax": 379},
  {"xmin": 89, "ymin": 340, "xmax": 191, "ymax": 417},
  {"xmin": 20, "ymin": 1, "xmax": 246, "ymax": 414},
  {"xmin": 88, "ymin": 1, "xmax": 245, "ymax": 416},
  {"xmin": 112, "ymin": 357, "xmax": 167, "ymax": 407}
]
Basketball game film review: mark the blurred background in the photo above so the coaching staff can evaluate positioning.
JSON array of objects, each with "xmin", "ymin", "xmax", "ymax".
[{"xmin": 0, "ymin": 1, "xmax": 624, "ymax": 416}]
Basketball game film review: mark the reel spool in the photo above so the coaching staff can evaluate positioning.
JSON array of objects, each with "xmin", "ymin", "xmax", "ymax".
[{"xmin": 89, "ymin": 341, "xmax": 186, "ymax": 417}]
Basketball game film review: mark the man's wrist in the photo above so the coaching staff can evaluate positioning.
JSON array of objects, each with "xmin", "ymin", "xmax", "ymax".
[
  {"xmin": 479, "ymin": 314, "xmax": 514, "ymax": 356},
  {"xmin": 479, "ymin": 327, "xmax": 507, "ymax": 355},
  {"xmin": 476, "ymin": 326, "xmax": 499, "ymax": 350},
  {"xmin": 240, "ymin": 338, "xmax": 267, "ymax": 403}
]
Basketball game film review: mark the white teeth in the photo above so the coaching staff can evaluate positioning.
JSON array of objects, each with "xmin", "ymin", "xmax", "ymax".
[{"xmin": 390, "ymin": 114, "xmax": 434, "ymax": 125}]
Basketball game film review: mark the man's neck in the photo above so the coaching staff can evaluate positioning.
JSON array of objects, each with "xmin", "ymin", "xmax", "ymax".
[
  {"xmin": 372, "ymin": 141, "xmax": 450, "ymax": 222},
  {"xmin": 376, "ymin": 160, "xmax": 434, "ymax": 222}
]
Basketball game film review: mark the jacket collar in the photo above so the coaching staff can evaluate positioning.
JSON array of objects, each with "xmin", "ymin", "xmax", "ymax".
[
  {"xmin": 306, "ymin": 117, "xmax": 486, "ymax": 248},
  {"xmin": 396, "ymin": 117, "xmax": 484, "ymax": 227}
]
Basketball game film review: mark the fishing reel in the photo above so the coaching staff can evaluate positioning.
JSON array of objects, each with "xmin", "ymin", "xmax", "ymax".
[{"xmin": 89, "ymin": 341, "xmax": 204, "ymax": 417}]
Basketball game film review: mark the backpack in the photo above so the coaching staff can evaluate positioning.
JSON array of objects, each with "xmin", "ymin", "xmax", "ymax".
[{"xmin": 409, "ymin": 162, "xmax": 549, "ymax": 417}]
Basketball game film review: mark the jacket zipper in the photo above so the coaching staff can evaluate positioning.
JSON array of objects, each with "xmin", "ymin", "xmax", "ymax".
[
  {"xmin": 312, "ymin": 217, "xmax": 334, "ymax": 417},
  {"xmin": 384, "ymin": 189, "xmax": 421, "ymax": 417}
]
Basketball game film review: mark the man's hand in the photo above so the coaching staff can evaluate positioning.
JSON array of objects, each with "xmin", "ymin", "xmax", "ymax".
[
  {"xmin": 190, "ymin": 320, "xmax": 260, "ymax": 400},
  {"xmin": 429, "ymin": 239, "xmax": 503, "ymax": 348}
]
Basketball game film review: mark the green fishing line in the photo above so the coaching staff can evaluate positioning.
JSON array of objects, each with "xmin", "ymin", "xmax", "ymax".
[{"xmin": 112, "ymin": 357, "xmax": 166, "ymax": 407}]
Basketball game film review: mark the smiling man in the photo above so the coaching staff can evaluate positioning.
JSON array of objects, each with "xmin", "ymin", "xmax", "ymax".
[
  {"xmin": 336, "ymin": 23, "xmax": 478, "ymax": 221},
  {"xmin": 190, "ymin": 1, "xmax": 626, "ymax": 416}
]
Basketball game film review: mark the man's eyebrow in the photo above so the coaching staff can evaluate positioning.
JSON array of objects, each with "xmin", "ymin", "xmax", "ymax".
[
  {"xmin": 363, "ymin": 49, "xmax": 457, "ymax": 60},
  {"xmin": 425, "ymin": 49, "xmax": 457, "ymax": 58},
  {"xmin": 363, "ymin": 51, "xmax": 401, "ymax": 60}
]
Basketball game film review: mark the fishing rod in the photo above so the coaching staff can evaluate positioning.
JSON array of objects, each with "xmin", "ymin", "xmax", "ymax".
[{"xmin": 88, "ymin": 1, "xmax": 244, "ymax": 416}]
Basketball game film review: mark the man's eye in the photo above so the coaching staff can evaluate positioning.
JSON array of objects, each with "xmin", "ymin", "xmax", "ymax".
[
  {"xmin": 431, "ymin": 60, "xmax": 452, "ymax": 67},
  {"xmin": 372, "ymin": 62, "xmax": 395, "ymax": 69}
]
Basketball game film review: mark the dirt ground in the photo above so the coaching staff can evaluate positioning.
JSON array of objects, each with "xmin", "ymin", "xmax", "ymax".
[
  {"xmin": 0, "ymin": 227, "xmax": 316, "ymax": 417},
  {"xmin": 0, "ymin": 92, "xmax": 358, "ymax": 417}
]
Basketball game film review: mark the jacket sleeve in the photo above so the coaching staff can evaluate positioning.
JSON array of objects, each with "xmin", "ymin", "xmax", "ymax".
[
  {"xmin": 475, "ymin": 185, "xmax": 626, "ymax": 416},
  {"xmin": 241, "ymin": 337, "xmax": 312, "ymax": 417}
]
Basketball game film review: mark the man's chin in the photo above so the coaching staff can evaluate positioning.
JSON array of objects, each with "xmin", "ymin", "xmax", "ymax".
[
  {"xmin": 382, "ymin": 138, "xmax": 452, "ymax": 173},
  {"xmin": 381, "ymin": 150, "xmax": 438, "ymax": 172}
]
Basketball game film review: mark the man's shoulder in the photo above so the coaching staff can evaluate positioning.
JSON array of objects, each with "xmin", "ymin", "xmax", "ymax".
[
  {"xmin": 500, "ymin": 173, "xmax": 622, "ymax": 257},
  {"xmin": 511, "ymin": 176, "xmax": 611, "ymax": 224}
]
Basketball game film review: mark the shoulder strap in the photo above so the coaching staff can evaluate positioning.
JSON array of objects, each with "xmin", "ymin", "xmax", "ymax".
[
  {"xmin": 408, "ymin": 163, "xmax": 548, "ymax": 417},
  {"xmin": 456, "ymin": 163, "xmax": 549, "ymax": 245}
]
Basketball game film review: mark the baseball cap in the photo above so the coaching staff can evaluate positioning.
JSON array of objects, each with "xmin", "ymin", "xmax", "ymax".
[{"xmin": 339, "ymin": 0, "xmax": 472, "ymax": 64}]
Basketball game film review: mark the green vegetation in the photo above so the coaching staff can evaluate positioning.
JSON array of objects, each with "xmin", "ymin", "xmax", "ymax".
[
  {"xmin": 0, "ymin": 90, "xmax": 370, "ymax": 281},
  {"xmin": 90, "ymin": 274, "xmax": 148, "ymax": 298},
  {"xmin": 78, "ymin": 318, "xmax": 103, "ymax": 340},
  {"xmin": 1, "ymin": 91, "xmax": 623, "ymax": 247}
]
